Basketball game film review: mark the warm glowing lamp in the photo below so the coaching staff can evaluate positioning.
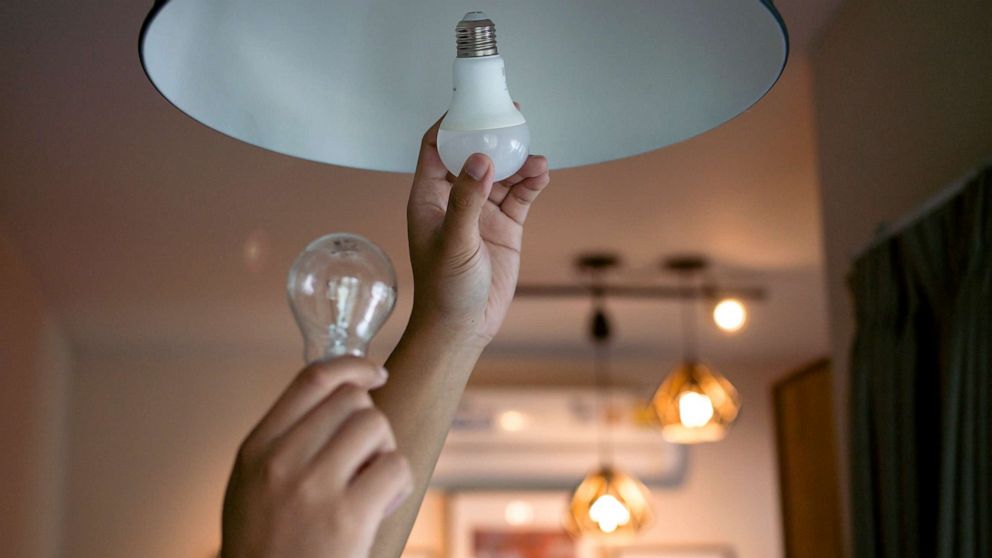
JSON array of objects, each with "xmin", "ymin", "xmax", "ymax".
[
  {"xmin": 652, "ymin": 361, "xmax": 741, "ymax": 444},
  {"xmin": 713, "ymin": 298, "xmax": 748, "ymax": 332},
  {"xmin": 566, "ymin": 467, "xmax": 653, "ymax": 537},
  {"xmin": 566, "ymin": 255, "xmax": 653, "ymax": 538},
  {"xmin": 652, "ymin": 256, "xmax": 742, "ymax": 444}
]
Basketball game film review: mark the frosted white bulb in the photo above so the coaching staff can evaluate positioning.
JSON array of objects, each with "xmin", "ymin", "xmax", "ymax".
[
  {"xmin": 678, "ymin": 391, "xmax": 715, "ymax": 428},
  {"xmin": 287, "ymin": 233, "xmax": 397, "ymax": 363},
  {"xmin": 438, "ymin": 12, "xmax": 530, "ymax": 182}
]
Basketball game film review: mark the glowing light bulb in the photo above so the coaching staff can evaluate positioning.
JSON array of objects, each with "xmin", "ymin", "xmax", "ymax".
[
  {"xmin": 504, "ymin": 500, "xmax": 534, "ymax": 526},
  {"xmin": 678, "ymin": 391, "xmax": 715, "ymax": 428},
  {"xmin": 437, "ymin": 12, "xmax": 530, "ymax": 182},
  {"xmin": 588, "ymin": 494, "xmax": 631, "ymax": 534},
  {"xmin": 498, "ymin": 410, "xmax": 528, "ymax": 432},
  {"xmin": 713, "ymin": 298, "xmax": 747, "ymax": 332},
  {"xmin": 287, "ymin": 233, "xmax": 397, "ymax": 363}
]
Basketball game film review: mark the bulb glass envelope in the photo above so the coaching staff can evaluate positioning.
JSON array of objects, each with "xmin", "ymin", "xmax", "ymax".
[
  {"xmin": 139, "ymin": 0, "xmax": 788, "ymax": 172},
  {"xmin": 566, "ymin": 467, "xmax": 653, "ymax": 537},
  {"xmin": 651, "ymin": 361, "xmax": 742, "ymax": 444}
]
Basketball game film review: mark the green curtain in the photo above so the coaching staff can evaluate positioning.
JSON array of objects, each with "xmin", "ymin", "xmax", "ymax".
[{"xmin": 849, "ymin": 166, "xmax": 991, "ymax": 558}]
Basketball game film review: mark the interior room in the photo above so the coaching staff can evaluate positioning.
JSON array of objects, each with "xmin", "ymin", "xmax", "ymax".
[{"xmin": 2, "ymin": 1, "xmax": 989, "ymax": 557}]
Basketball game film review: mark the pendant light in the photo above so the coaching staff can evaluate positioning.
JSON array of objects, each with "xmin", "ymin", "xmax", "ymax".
[
  {"xmin": 566, "ymin": 256, "xmax": 653, "ymax": 537},
  {"xmin": 139, "ymin": 1, "xmax": 788, "ymax": 172},
  {"xmin": 651, "ymin": 257, "xmax": 742, "ymax": 444}
]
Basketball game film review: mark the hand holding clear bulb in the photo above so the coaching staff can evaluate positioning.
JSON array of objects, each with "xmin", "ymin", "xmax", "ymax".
[
  {"xmin": 220, "ymin": 234, "xmax": 409, "ymax": 558},
  {"xmin": 438, "ymin": 12, "xmax": 530, "ymax": 182}
]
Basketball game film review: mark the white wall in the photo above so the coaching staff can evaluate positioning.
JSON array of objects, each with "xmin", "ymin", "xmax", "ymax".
[
  {"xmin": 0, "ymin": 231, "xmax": 71, "ymax": 558},
  {"xmin": 810, "ymin": 1, "xmax": 992, "ymax": 550}
]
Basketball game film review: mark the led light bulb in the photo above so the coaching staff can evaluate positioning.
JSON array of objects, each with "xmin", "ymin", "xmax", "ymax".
[
  {"xmin": 678, "ymin": 390, "xmax": 715, "ymax": 428},
  {"xmin": 588, "ymin": 494, "xmax": 631, "ymax": 534},
  {"xmin": 713, "ymin": 298, "xmax": 747, "ymax": 332},
  {"xmin": 504, "ymin": 500, "xmax": 535, "ymax": 526},
  {"xmin": 438, "ymin": 12, "xmax": 530, "ymax": 182},
  {"xmin": 287, "ymin": 233, "xmax": 397, "ymax": 363}
]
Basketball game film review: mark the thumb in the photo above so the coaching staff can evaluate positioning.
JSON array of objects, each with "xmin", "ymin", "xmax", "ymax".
[{"xmin": 441, "ymin": 153, "xmax": 493, "ymax": 254}]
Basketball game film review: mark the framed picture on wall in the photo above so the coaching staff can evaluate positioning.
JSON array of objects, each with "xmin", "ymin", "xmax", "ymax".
[
  {"xmin": 448, "ymin": 491, "xmax": 600, "ymax": 558},
  {"xmin": 602, "ymin": 545, "xmax": 735, "ymax": 558}
]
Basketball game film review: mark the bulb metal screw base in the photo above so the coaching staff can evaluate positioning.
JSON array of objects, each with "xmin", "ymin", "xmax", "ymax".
[{"xmin": 456, "ymin": 11, "xmax": 497, "ymax": 58}]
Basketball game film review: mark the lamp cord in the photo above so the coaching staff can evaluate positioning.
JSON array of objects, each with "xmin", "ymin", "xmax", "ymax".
[
  {"xmin": 680, "ymin": 272, "xmax": 699, "ymax": 364},
  {"xmin": 591, "ymin": 291, "xmax": 614, "ymax": 470}
]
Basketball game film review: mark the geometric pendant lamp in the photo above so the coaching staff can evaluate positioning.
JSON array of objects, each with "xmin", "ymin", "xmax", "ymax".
[
  {"xmin": 651, "ymin": 256, "xmax": 742, "ymax": 444},
  {"xmin": 652, "ymin": 361, "xmax": 742, "ymax": 444},
  {"xmin": 566, "ymin": 255, "xmax": 653, "ymax": 537}
]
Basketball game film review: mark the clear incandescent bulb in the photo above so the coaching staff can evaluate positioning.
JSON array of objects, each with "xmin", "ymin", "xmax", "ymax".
[
  {"xmin": 438, "ymin": 11, "xmax": 530, "ymax": 182},
  {"xmin": 287, "ymin": 233, "xmax": 397, "ymax": 363}
]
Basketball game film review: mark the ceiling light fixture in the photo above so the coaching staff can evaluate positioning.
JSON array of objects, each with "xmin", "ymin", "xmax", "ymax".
[
  {"xmin": 139, "ymin": 2, "xmax": 788, "ymax": 172},
  {"xmin": 497, "ymin": 410, "xmax": 529, "ymax": 433},
  {"xmin": 504, "ymin": 500, "xmax": 535, "ymax": 526},
  {"xmin": 651, "ymin": 256, "xmax": 741, "ymax": 444},
  {"xmin": 565, "ymin": 255, "xmax": 653, "ymax": 537},
  {"xmin": 713, "ymin": 297, "xmax": 748, "ymax": 333}
]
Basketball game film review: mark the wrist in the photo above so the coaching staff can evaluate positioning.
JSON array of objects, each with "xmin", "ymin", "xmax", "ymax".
[{"xmin": 404, "ymin": 301, "xmax": 492, "ymax": 354}]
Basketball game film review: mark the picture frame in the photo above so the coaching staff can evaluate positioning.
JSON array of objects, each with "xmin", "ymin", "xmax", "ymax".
[
  {"xmin": 448, "ymin": 491, "xmax": 599, "ymax": 558},
  {"xmin": 602, "ymin": 545, "xmax": 735, "ymax": 558}
]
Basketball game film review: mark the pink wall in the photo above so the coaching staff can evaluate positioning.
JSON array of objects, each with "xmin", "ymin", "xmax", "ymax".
[{"xmin": 0, "ymin": 232, "xmax": 71, "ymax": 558}]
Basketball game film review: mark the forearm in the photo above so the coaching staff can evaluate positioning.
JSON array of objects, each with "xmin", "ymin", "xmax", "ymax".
[{"xmin": 369, "ymin": 322, "xmax": 484, "ymax": 558}]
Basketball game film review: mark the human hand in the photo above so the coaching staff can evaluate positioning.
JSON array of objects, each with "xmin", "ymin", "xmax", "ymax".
[
  {"xmin": 405, "ymin": 110, "xmax": 550, "ymax": 348},
  {"xmin": 220, "ymin": 357, "xmax": 413, "ymax": 558}
]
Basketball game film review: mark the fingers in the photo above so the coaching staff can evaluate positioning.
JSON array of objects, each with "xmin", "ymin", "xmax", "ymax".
[
  {"xmin": 488, "ymin": 155, "xmax": 549, "ymax": 204},
  {"xmin": 347, "ymin": 451, "xmax": 413, "ymax": 519},
  {"xmin": 413, "ymin": 113, "xmax": 449, "ymax": 183},
  {"xmin": 408, "ymin": 113, "xmax": 454, "ymax": 232},
  {"xmin": 311, "ymin": 407, "xmax": 398, "ymax": 488},
  {"xmin": 499, "ymin": 156, "xmax": 550, "ymax": 225},
  {"xmin": 266, "ymin": 383, "xmax": 374, "ymax": 469},
  {"xmin": 440, "ymin": 153, "xmax": 494, "ymax": 257},
  {"xmin": 241, "ymin": 358, "xmax": 388, "ymax": 458}
]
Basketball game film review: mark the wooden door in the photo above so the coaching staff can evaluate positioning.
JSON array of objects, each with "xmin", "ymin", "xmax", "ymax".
[{"xmin": 773, "ymin": 359, "xmax": 843, "ymax": 558}]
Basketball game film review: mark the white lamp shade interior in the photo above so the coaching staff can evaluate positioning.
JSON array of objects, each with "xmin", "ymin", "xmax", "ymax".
[{"xmin": 140, "ymin": 0, "xmax": 788, "ymax": 172}]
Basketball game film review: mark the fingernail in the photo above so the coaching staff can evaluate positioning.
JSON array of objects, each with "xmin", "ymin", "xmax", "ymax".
[
  {"xmin": 376, "ymin": 366, "xmax": 390, "ymax": 383},
  {"xmin": 464, "ymin": 153, "xmax": 489, "ymax": 181},
  {"xmin": 384, "ymin": 485, "xmax": 413, "ymax": 518}
]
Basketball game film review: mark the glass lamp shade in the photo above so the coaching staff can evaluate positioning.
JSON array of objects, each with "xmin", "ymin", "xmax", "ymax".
[
  {"xmin": 139, "ymin": 1, "xmax": 787, "ymax": 172},
  {"xmin": 651, "ymin": 361, "xmax": 741, "ymax": 444},
  {"xmin": 565, "ymin": 467, "xmax": 653, "ymax": 537}
]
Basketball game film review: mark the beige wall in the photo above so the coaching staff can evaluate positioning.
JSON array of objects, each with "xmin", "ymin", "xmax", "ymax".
[
  {"xmin": 0, "ymin": 232, "xmax": 71, "ymax": 558},
  {"xmin": 64, "ymin": 353, "xmax": 787, "ymax": 558},
  {"xmin": 64, "ymin": 350, "xmax": 297, "ymax": 558},
  {"xmin": 810, "ymin": 0, "xmax": 992, "ymax": 551}
]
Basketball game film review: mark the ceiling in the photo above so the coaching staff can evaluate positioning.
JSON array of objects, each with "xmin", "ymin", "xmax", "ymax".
[{"xmin": 0, "ymin": 0, "xmax": 842, "ymax": 384}]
